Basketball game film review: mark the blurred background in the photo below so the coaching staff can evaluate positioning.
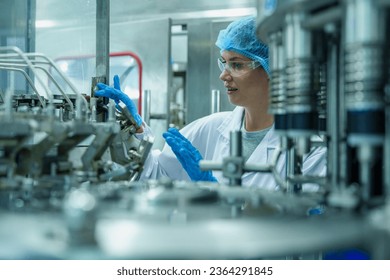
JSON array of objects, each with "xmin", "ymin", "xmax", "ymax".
[{"xmin": 0, "ymin": 0, "xmax": 389, "ymax": 260}]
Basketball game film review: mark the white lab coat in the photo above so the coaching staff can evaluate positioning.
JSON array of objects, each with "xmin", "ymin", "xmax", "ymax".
[{"xmin": 140, "ymin": 106, "xmax": 327, "ymax": 190}]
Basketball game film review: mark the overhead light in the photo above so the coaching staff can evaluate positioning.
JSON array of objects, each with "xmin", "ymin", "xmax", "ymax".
[{"xmin": 35, "ymin": 20, "xmax": 57, "ymax": 28}]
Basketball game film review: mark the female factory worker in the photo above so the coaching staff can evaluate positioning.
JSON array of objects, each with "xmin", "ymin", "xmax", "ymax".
[{"xmin": 95, "ymin": 16, "xmax": 326, "ymax": 190}]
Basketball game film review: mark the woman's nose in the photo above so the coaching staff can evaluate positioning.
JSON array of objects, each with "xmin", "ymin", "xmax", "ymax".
[{"xmin": 219, "ymin": 69, "xmax": 232, "ymax": 81}]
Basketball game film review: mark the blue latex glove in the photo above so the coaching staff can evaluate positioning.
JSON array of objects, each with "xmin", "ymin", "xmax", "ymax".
[
  {"xmin": 95, "ymin": 75, "xmax": 142, "ymax": 126},
  {"xmin": 163, "ymin": 127, "xmax": 217, "ymax": 182}
]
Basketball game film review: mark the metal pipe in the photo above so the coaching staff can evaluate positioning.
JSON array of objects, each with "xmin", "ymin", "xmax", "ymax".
[
  {"xmin": 0, "ymin": 46, "xmax": 49, "ymax": 107},
  {"xmin": 96, "ymin": 0, "xmax": 110, "ymax": 121},
  {"xmin": 230, "ymin": 130, "xmax": 242, "ymax": 158},
  {"xmin": 0, "ymin": 66, "xmax": 45, "ymax": 107},
  {"xmin": 211, "ymin": 89, "xmax": 221, "ymax": 114},
  {"xmin": 225, "ymin": 130, "xmax": 244, "ymax": 217},
  {"xmin": 0, "ymin": 54, "xmax": 90, "ymax": 113},
  {"xmin": 27, "ymin": 54, "xmax": 89, "ymax": 113},
  {"xmin": 326, "ymin": 24, "xmax": 342, "ymax": 191},
  {"xmin": 4, "ymin": 72, "xmax": 14, "ymax": 120},
  {"xmin": 301, "ymin": 6, "xmax": 342, "ymax": 30},
  {"xmin": 33, "ymin": 66, "xmax": 74, "ymax": 115},
  {"xmin": 344, "ymin": 0, "xmax": 386, "ymax": 206},
  {"xmin": 268, "ymin": 32, "xmax": 287, "ymax": 134},
  {"xmin": 0, "ymin": 62, "xmax": 74, "ymax": 114},
  {"xmin": 142, "ymin": 89, "xmax": 151, "ymax": 125},
  {"xmin": 96, "ymin": 0, "xmax": 110, "ymax": 84}
]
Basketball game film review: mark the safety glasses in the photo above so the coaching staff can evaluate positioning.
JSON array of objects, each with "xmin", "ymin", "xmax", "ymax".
[{"xmin": 217, "ymin": 58, "xmax": 261, "ymax": 77}]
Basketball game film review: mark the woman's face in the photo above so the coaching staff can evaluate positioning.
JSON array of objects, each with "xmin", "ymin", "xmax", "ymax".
[{"xmin": 219, "ymin": 50, "xmax": 269, "ymax": 109}]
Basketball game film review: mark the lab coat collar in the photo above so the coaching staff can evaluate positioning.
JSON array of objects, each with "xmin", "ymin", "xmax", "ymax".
[
  {"xmin": 216, "ymin": 106, "xmax": 245, "ymax": 140},
  {"xmin": 216, "ymin": 106, "xmax": 280, "ymax": 166}
]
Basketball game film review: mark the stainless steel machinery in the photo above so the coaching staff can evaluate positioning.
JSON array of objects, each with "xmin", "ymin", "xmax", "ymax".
[{"xmin": 0, "ymin": 0, "xmax": 389, "ymax": 260}]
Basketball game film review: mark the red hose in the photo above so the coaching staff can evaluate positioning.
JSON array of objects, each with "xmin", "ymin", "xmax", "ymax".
[{"xmin": 54, "ymin": 51, "xmax": 144, "ymax": 116}]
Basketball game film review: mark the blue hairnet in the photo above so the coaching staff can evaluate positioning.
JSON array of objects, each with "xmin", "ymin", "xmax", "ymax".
[{"xmin": 215, "ymin": 16, "xmax": 270, "ymax": 76}]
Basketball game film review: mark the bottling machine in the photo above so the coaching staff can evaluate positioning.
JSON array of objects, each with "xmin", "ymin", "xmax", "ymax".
[{"xmin": 0, "ymin": 0, "xmax": 389, "ymax": 260}]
